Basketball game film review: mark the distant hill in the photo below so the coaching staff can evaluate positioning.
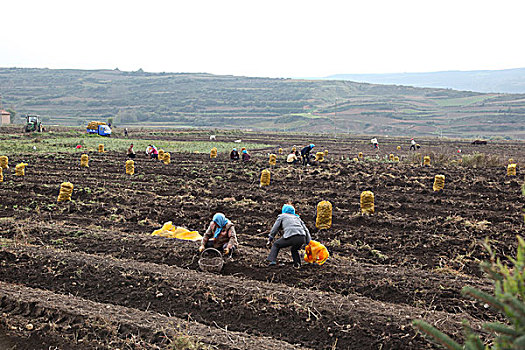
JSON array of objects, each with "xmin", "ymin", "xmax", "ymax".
[
  {"xmin": 1, "ymin": 67, "xmax": 524, "ymax": 139},
  {"xmin": 325, "ymin": 68, "xmax": 525, "ymax": 94}
]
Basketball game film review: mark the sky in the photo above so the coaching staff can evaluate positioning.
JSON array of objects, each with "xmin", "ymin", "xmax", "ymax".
[{"xmin": 1, "ymin": 0, "xmax": 524, "ymax": 78}]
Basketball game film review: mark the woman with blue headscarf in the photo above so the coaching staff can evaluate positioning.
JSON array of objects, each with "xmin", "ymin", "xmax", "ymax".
[
  {"xmin": 199, "ymin": 213, "xmax": 238, "ymax": 256},
  {"xmin": 230, "ymin": 148, "xmax": 240, "ymax": 161},
  {"xmin": 267, "ymin": 204, "xmax": 311, "ymax": 268}
]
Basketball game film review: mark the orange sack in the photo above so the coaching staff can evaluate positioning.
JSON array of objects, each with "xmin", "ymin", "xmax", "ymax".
[{"xmin": 304, "ymin": 240, "xmax": 329, "ymax": 265}]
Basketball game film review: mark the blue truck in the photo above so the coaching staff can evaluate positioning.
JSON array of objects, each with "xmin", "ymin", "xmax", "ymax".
[{"xmin": 86, "ymin": 122, "xmax": 112, "ymax": 136}]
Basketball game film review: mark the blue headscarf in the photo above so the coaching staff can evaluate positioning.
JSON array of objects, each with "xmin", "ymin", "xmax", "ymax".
[
  {"xmin": 242, "ymin": 150, "xmax": 247, "ymax": 154},
  {"xmin": 233, "ymin": 148, "xmax": 237, "ymax": 151},
  {"xmin": 309, "ymin": 144, "xmax": 315, "ymax": 149},
  {"xmin": 212, "ymin": 213, "xmax": 230, "ymax": 238},
  {"xmin": 282, "ymin": 204, "xmax": 299, "ymax": 216}
]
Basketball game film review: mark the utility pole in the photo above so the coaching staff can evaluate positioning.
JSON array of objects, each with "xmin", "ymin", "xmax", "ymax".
[{"xmin": 334, "ymin": 98, "xmax": 337, "ymax": 139}]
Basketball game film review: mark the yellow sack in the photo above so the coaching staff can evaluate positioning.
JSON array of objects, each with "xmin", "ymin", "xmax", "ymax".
[
  {"xmin": 80, "ymin": 154, "xmax": 89, "ymax": 167},
  {"xmin": 316, "ymin": 201, "xmax": 332, "ymax": 230},
  {"xmin": 423, "ymin": 156, "xmax": 431, "ymax": 166},
  {"xmin": 57, "ymin": 182, "xmax": 74, "ymax": 202},
  {"xmin": 0, "ymin": 167, "xmax": 3, "ymax": 182},
  {"xmin": 397, "ymin": 146, "xmax": 401, "ymax": 150},
  {"xmin": 507, "ymin": 164, "xmax": 517, "ymax": 176},
  {"xmin": 304, "ymin": 240, "xmax": 329, "ymax": 265},
  {"xmin": 389, "ymin": 154, "xmax": 394, "ymax": 161},
  {"xmin": 210, "ymin": 147, "xmax": 218, "ymax": 159},
  {"xmin": 358, "ymin": 152, "xmax": 363, "ymax": 160},
  {"xmin": 278, "ymin": 148, "xmax": 283, "ymax": 154},
  {"xmin": 0, "ymin": 156, "xmax": 8, "ymax": 170},
  {"xmin": 158, "ymin": 149, "xmax": 165, "ymax": 161},
  {"xmin": 394, "ymin": 156, "xmax": 399, "ymax": 162},
  {"xmin": 163, "ymin": 152, "xmax": 171, "ymax": 165},
  {"xmin": 260, "ymin": 169, "xmax": 271, "ymax": 187},
  {"xmin": 126, "ymin": 160, "xmax": 135, "ymax": 175},
  {"xmin": 360, "ymin": 191, "xmax": 375, "ymax": 215},
  {"xmin": 269, "ymin": 154, "xmax": 277, "ymax": 166},
  {"xmin": 151, "ymin": 221, "xmax": 202, "ymax": 241},
  {"xmin": 98, "ymin": 144, "xmax": 104, "ymax": 153},
  {"xmin": 353, "ymin": 157, "xmax": 359, "ymax": 162},
  {"xmin": 315, "ymin": 152, "xmax": 325, "ymax": 162},
  {"xmin": 324, "ymin": 150, "xmax": 328, "ymax": 156},
  {"xmin": 15, "ymin": 163, "xmax": 28, "ymax": 176},
  {"xmin": 291, "ymin": 146, "xmax": 296, "ymax": 153},
  {"xmin": 433, "ymin": 174, "xmax": 445, "ymax": 192},
  {"xmin": 508, "ymin": 158, "xmax": 514, "ymax": 164}
]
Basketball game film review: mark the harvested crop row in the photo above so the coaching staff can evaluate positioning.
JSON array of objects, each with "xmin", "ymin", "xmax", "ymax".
[
  {"xmin": 0, "ymin": 281, "xmax": 305, "ymax": 350},
  {"xmin": 0, "ymin": 245, "xmax": 478, "ymax": 349},
  {"xmin": 3, "ymin": 219, "xmax": 494, "ymax": 319}
]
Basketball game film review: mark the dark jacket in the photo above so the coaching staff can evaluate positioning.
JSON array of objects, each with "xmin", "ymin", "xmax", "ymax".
[
  {"xmin": 230, "ymin": 150, "xmax": 240, "ymax": 160},
  {"xmin": 301, "ymin": 145, "xmax": 313, "ymax": 156},
  {"xmin": 202, "ymin": 221, "xmax": 238, "ymax": 249},
  {"xmin": 269, "ymin": 213, "xmax": 311, "ymax": 243},
  {"xmin": 242, "ymin": 153, "xmax": 251, "ymax": 162}
]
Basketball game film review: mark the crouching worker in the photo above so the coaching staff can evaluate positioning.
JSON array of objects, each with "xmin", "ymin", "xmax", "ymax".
[
  {"xmin": 199, "ymin": 213, "xmax": 238, "ymax": 257},
  {"xmin": 267, "ymin": 204, "xmax": 311, "ymax": 268}
]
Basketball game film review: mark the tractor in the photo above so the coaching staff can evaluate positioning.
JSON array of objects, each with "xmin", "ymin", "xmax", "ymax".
[{"xmin": 24, "ymin": 114, "xmax": 43, "ymax": 132}]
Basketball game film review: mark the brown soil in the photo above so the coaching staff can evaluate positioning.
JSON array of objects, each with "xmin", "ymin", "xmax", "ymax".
[{"xmin": 0, "ymin": 130, "xmax": 523, "ymax": 349}]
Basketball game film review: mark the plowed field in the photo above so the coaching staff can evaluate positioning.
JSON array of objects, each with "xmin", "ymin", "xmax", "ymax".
[{"xmin": 0, "ymin": 129, "xmax": 523, "ymax": 349}]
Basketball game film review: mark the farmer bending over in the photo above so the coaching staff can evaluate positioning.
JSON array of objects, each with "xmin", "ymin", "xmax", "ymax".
[
  {"xmin": 127, "ymin": 143, "xmax": 136, "ymax": 159},
  {"xmin": 301, "ymin": 144, "xmax": 315, "ymax": 166},
  {"xmin": 287, "ymin": 151, "xmax": 298, "ymax": 164},
  {"xmin": 267, "ymin": 204, "xmax": 311, "ymax": 268},
  {"xmin": 199, "ymin": 213, "xmax": 238, "ymax": 257},
  {"xmin": 146, "ymin": 144, "xmax": 159, "ymax": 159},
  {"xmin": 230, "ymin": 148, "xmax": 240, "ymax": 161},
  {"xmin": 242, "ymin": 149, "xmax": 251, "ymax": 162}
]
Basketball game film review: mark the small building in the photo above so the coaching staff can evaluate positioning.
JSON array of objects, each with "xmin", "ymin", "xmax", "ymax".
[{"xmin": 0, "ymin": 110, "xmax": 10, "ymax": 125}]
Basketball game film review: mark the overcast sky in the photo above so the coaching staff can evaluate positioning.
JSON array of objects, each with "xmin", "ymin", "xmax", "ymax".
[{"xmin": 1, "ymin": 0, "xmax": 524, "ymax": 78}]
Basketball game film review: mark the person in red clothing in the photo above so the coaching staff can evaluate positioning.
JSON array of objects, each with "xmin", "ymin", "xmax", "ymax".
[
  {"xmin": 241, "ymin": 149, "xmax": 251, "ymax": 162},
  {"xmin": 146, "ymin": 144, "xmax": 159, "ymax": 159}
]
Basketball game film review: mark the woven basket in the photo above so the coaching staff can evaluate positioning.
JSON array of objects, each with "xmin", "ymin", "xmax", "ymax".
[{"xmin": 198, "ymin": 248, "xmax": 224, "ymax": 273}]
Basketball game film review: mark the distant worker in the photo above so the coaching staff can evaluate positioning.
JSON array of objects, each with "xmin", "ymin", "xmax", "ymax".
[
  {"xmin": 410, "ymin": 138, "xmax": 416, "ymax": 151},
  {"xmin": 371, "ymin": 138, "xmax": 379, "ymax": 149},
  {"xmin": 267, "ymin": 204, "xmax": 311, "ymax": 268},
  {"xmin": 287, "ymin": 151, "xmax": 298, "ymax": 164},
  {"xmin": 124, "ymin": 128, "xmax": 129, "ymax": 137},
  {"xmin": 242, "ymin": 149, "xmax": 251, "ymax": 162},
  {"xmin": 127, "ymin": 143, "xmax": 136, "ymax": 159},
  {"xmin": 301, "ymin": 144, "xmax": 315, "ymax": 166},
  {"xmin": 146, "ymin": 144, "xmax": 159, "ymax": 159},
  {"xmin": 199, "ymin": 213, "xmax": 238, "ymax": 257},
  {"xmin": 230, "ymin": 148, "xmax": 240, "ymax": 161}
]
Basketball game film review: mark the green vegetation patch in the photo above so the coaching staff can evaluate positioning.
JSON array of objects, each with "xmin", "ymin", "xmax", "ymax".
[{"xmin": 0, "ymin": 134, "xmax": 271, "ymax": 155}]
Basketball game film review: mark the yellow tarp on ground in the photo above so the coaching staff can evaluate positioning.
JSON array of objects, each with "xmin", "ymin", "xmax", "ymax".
[
  {"xmin": 304, "ymin": 240, "xmax": 329, "ymax": 265},
  {"xmin": 151, "ymin": 221, "xmax": 202, "ymax": 241}
]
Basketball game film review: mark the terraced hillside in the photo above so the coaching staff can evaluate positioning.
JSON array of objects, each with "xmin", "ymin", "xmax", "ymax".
[{"xmin": 1, "ymin": 68, "xmax": 524, "ymax": 138}]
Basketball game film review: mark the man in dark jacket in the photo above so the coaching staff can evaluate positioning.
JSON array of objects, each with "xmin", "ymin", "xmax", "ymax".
[
  {"xmin": 300, "ymin": 144, "xmax": 315, "ymax": 166},
  {"xmin": 267, "ymin": 204, "xmax": 311, "ymax": 268}
]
